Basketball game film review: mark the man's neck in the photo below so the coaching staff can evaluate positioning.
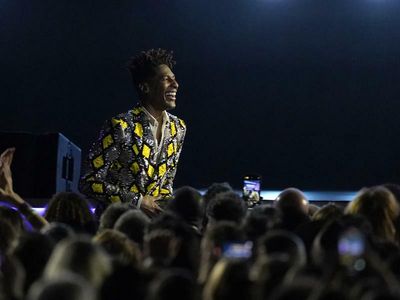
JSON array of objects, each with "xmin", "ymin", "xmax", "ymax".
[{"xmin": 142, "ymin": 103, "xmax": 164, "ymax": 122}]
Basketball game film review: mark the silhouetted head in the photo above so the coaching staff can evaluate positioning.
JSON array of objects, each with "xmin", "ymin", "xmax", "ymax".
[
  {"xmin": 275, "ymin": 188, "xmax": 309, "ymax": 215},
  {"xmin": 199, "ymin": 221, "xmax": 246, "ymax": 284},
  {"xmin": 382, "ymin": 183, "xmax": 400, "ymax": 204},
  {"xmin": 203, "ymin": 259, "xmax": 251, "ymax": 300},
  {"xmin": 207, "ymin": 192, "xmax": 247, "ymax": 226},
  {"xmin": 44, "ymin": 192, "xmax": 96, "ymax": 234},
  {"xmin": 346, "ymin": 186, "xmax": 399, "ymax": 242},
  {"xmin": 93, "ymin": 229, "xmax": 141, "ymax": 267},
  {"xmin": 147, "ymin": 269, "xmax": 196, "ymax": 300},
  {"xmin": 257, "ymin": 230, "xmax": 307, "ymax": 267},
  {"xmin": 312, "ymin": 203, "xmax": 343, "ymax": 223},
  {"xmin": 27, "ymin": 273, "xmax": 96, "ymax": 300},
  {"xmin": 169, "ymin": 186, "xmax": 204, "ymax": 227},
  {"xmin": 143, "ymin": 229, "xmax": 180, "ymax": 270},
  {"xmin": 114, "ymin": 209, "xmax": 150, "ymax": 247},
  {"xmin": 203, "ymin": 182, "xmax": 233, "ymax": 208},
  {"xmin": 98, "ymin": 202, "xmax": 130, "ymax": 233},
  {"xmin": 41, "ymin": 222, "xmax": 75, "ymax": 244},
  {"xmin": 243, "ymin": 205, "xmax": 280, "ymax": 245},
  {"xmin": 13, "ymin": 232, "xmax": 55, "ymax": 293},
  {"xmin": 148, "ymin": 212, "xmax": 201, "ymax": 274},
  {"xmin": 44, "ymin": 236, "xmax": 111, "ymax": 287}
]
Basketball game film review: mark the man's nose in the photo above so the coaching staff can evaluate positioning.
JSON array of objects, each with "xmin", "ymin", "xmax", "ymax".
[{"xmin": 171, "ymin": 78, "xmax": 179, "ymax": 89}]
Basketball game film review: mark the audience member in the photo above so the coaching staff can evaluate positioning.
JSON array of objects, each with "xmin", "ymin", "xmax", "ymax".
[
  {"xmin": 113, "ymin": 209, "xmax": 150, "ymax": 247},
  {"xmin": 41, "ymin": 222, "xmax": 75, "ymax": 245},
  {"xmin": 98, "ymin": 202, "xmax": 131, "ymax": 233},
  {"xmin": 251, "ymin": 254, "xmax": 294, "ymax": 300},
  {"xmin": 243, "ymin": 205, "xmax": 280, "ymax": 247},
  {"xmin": 1, "ymin": 148, "xmax": 400, "ymax": 300},
  {"xmin": 312, "ymin": 203, "xmax": 343, "ymax": 223},
  {"xmin": 44, "ymin": 192, "xmax": 97, "ymax": 234},
  {"xmin": 148, "ymin": 212, "xmax": 201, "ymax": 274},
  {"xmin": 202, "ymin": 182, "xmax": 234, "ymax": 231},
  {"xmin": 143, "ymin": 229, "xmax": 180, "ymax": 270},
  {"xmin": 207, "ymin": 191, "xmax": 247, "ymax": 226},
  {"xmin": 26, "ymin": 273, "xmax": 96, "ymax": 300},
  {"xmin": 198, "ymin": 221, "xmax": 246, "ymax": 284},
  {"xmin": 256, "ymin": 230, "xmax": 307, "ymax": 267},
  {"xmin": 203, "ymin": 258, "xmax": 251, "ymax": 300},
  {"xmin": 13, "ymin": 232, "xmax": 54, "ymax": 294},
  {"xmin": 382, "ymin": 183, "xmax": 400, "ymax": 204},
  {"xmin": 44, "ymin": 237, "xmax": 111, "ymax": 288},
  {"xmin": 168, "ymin": 186, "xmax": 204, "ymax": 232},
  {"xmin": 275, "ymin": 187, "xmax": 310, "ymax": 231},
  {"xmin": 345, "ymin": 186, "xmax": 399, "ymax": 243},
  {"xmin": 203, "ymin": 182, "xmax": 233, "ymax": 208},
  {"xmin": 93, "ymin": 229, "xmax": 141, "ymax": 268},
  {"xmin": 0, "ymin": 148, "xmax": 48, "ymax": 230},
  {"xmin": 147, "ymin": 269, "xmax": 197, "ymax": 300}
]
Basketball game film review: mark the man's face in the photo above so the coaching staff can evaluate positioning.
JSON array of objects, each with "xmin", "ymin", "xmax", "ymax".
[{"xmin": 144, "ymin": 64, "xmax": 179, "ymax": 111}]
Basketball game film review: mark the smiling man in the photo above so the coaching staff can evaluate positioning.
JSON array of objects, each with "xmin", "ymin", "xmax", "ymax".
[{"xmin": 79, "ymin": 49, "xmax": 186, "ymax": 216}]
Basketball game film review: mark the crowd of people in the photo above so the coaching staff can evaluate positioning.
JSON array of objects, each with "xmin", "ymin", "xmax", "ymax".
[{"xmin": 1, "ymin": 148, "xmax": 400, "ymax": 300}]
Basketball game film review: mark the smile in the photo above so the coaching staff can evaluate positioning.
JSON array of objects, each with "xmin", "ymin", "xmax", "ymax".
[{"xmin": 165, "ymin": 91, "xmax": 177, "ymax": 100}]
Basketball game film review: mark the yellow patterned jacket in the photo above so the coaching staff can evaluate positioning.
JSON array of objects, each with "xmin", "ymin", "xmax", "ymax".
[{"xmin": 79, "ymin": 105, "xmax": 186, "ymax": 207}]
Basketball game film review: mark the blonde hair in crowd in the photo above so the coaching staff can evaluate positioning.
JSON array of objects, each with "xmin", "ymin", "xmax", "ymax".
[{"xmin": 345, "ymin": 186, "xmax": 399, "ymax": 242}]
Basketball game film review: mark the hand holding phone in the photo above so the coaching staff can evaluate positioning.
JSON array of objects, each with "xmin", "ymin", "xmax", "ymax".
[
  {"xmin": 222, "ymin": 241, "xmax": 253, "ymax": 259},
  {"xmin": 243, "ymin": 174, "xmax": 261, "ymax": 206},
  {"xmin": 338, "ymin": 227, "xmax": 366, "ymax": 272}
]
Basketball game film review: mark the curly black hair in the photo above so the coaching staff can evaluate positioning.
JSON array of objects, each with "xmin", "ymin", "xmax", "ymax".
[
  {"xmin": 127, "ymin": 48, "xmax": 176, "ymax": 95},
  {"xmin": 44, "ymin": 192, "xmax": 95, "ymax": 233}
]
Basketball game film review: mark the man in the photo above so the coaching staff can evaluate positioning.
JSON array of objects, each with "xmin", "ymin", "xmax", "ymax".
[
  {"xmin": 275, "ymin": 187, "xmax": 310, "ymax": 231},
  {"xmin": 79, "ymin": 49, "xmax": 186, "ymax": 215}
]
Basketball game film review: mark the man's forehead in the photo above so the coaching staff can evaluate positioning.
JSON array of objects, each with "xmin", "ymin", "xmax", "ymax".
[{"xmin": 155, "ymin": 64, "xmax": 174, "ymax": 76}]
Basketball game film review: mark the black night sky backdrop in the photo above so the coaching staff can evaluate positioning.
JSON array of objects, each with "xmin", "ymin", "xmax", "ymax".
[{"xmin": 1, "ymin": 0, "xmax": 400, "ymax": 190}]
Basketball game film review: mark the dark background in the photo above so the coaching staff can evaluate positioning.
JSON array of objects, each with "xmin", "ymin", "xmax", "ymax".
[{"xmin": 1, "ymin": 0, "xmax": 400, "ymax": 190}]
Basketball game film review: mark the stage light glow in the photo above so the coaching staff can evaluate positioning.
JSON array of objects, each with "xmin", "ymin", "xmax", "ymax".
[
  {"xmin": 198, "ymin": 190, "xmax": 356, "ymax": 201},
  {"xmin": 32, "ymin": 207, "xmax": 96, "ymax": 215},
  {"xmin": 33, "ymin": 207, "xmax": 46, "ymax": 215}
]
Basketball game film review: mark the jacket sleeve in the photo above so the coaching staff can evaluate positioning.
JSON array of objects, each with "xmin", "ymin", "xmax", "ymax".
[
  {"xmin": 79, "ymin": 118, "xmax": 141, "ymax": 206},
  {"xmin": 159, "ymin": 120, "xmax": 186, "ymax": 198}
]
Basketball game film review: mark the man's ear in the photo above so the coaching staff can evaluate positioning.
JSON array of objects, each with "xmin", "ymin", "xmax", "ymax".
[{"xmin": 138, "ymin": 83, "xmax": 150, "ymax": 94}]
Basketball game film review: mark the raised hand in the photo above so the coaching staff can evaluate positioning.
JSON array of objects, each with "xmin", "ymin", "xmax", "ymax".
[
  {"xmin": 0, "ymin": 147, "xmax": 16, "ymax": 196},
  {"xmin": 0, "ymin": 147, "xmax": 48, "ymax": 229},
  {"xmin": 140, "ymin": 195, "xmax": 163, "ymax": 218}
]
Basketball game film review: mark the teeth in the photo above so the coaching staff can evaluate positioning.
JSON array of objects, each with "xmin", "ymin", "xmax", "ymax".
[{"xmin": 165, "ymin": 91, "xmax": 177, "ymax": 96}]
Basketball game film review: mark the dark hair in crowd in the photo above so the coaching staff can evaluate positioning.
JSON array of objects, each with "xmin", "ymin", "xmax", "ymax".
[
  {"xmin": 13, "ymin": 232, "xmax": 55, "ymax": 293},
  {"xmin": 44, "ymin": 192, "xmax": 96, "ymax": 234},
  {"xmin": 114, "ymin": 209, "xmax": 150, "ymax": 247},
  {"xmin": 98, "ymin": 203, "xmax": 131, "ymax": 233},
  {"xmin": 168, "ymin": 186, "xmax": 204, "ymax": 227},
  {"xmin": 207, "ymin": 192, "xmax": 247, "ymax": 225}
]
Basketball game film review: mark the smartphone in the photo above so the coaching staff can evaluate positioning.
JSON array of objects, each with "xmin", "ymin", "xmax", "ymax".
[
  {"xmin": 222, "ymin": 241, "xmax": 253, "ymax": 259},
  {"xmin": 338, "ymin": 227, "xmax": 366, "ymax": 271},
  {"xmin": 242, "ymin": 174, "xmax": 261, "ymax": 202}
]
